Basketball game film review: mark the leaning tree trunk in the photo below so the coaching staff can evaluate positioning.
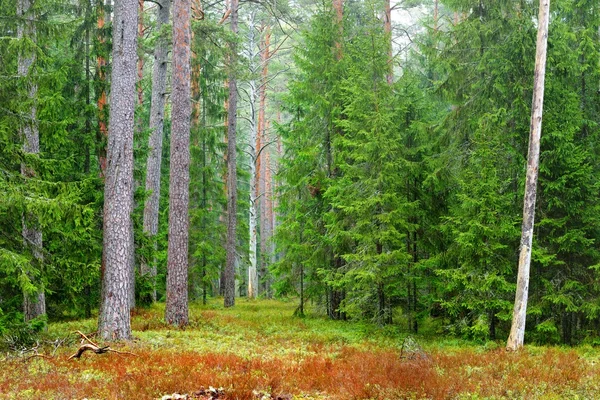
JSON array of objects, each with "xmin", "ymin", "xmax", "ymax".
[
  {"xmin": 506, "ymin": 0, "xmax": 550, "ymax": 352},
  {"xmin": 18, "ymin": 0, "xmax": 46, "ymax": 322},
  {"xmin": 142, "ymin": 0, "xmax": 171, "ymax": 303},
  {"xmin": 224, "ymin": 0, "xmax": 239, "ymax": 308},
  {"xmin": 98, "ymin": 0, "xmax": 138, "ymax": 341},
  {"xmin": 165, "ymin": 0, "xmax": 191, "ymax": 326}
]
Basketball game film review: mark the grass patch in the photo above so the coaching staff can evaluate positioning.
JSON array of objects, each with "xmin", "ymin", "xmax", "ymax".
[{"xmin": 1, "ymin": 298, "xmax": 599, "ymax": 399}]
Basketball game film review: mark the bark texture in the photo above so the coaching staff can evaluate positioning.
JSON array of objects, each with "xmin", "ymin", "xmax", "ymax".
[
  {"xmin": 98, "ymin": 0, "xmax": 138, "ymax": 341},
  {"xmin": 166, "ymin": 0, "xmax": 191, "ymax": 326},
  {"xmin": 18, "ymin": 0, "xmax": 46, "ymax": 322},
  {"xmin": 224, "ymin": 0, "xmax": 239, "ymax": 308},
  {"xmin": 142, "ymin": 0, "xmax": 171, "ymax": 302},
  {"xmin": 247, "ymin": 14, "xmax": 259, "ymax": 299},
  {"xmin": 507, "ymin": 0, "xmax": 550, "ymax": 352}
]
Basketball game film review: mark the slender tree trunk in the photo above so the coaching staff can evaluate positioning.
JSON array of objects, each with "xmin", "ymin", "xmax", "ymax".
[
  {"xmin": 264, "ymin": 133, "xmax": 274, "ymax": 286},
  {"xmin": 507, "ymin": 0, "xmax": 550, "ymax": 352},
  {"xmin": 247, "ymin": 14, "xmax": 259, "ymax": 299},
  {"xmin": 257, "ymin": 25, "xmax": 271, "ymax": 295},
  {"xmin": 383, "ymin": 0, "xmax": 393, "ymax": 85},
  {"xmin": 137, "ymin": 0, "xmax": 144, "ymax": 106},
  {"xmin": 142, "ymin": 0, "xmax": 171, "ymax": 302},
  {"xmin": 166, "ymin": 0, "xmax": 192, "ymax": 326},
  {"xmin": 98, "ymin": 0, "xmax": 138, "ymax": 341},
  {"xmin": 97, "ymin": 0, "xmax": 109, "ymax": 176},
  {"xmin": 223, "ymin": 0, "xmax": 239, "ymax": 308},
  {"xmin": 18, "ymin": 0, "xmax": 45, "ymax": 323}
]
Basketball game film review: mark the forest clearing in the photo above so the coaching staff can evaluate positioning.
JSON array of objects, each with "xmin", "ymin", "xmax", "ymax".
[{"xmin": 2, "ymin": 299, "xmax": 600, "ymax": 399}]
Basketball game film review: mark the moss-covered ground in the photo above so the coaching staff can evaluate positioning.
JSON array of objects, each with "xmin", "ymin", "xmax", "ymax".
[{"xmin": 2, "ymin": 299, "xmax": 600, "ymax": 399}]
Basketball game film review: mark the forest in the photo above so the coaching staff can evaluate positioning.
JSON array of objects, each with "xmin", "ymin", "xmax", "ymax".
[{"xmin": 2, "ymin": 0, "xmax": 600, "ymax": 398}]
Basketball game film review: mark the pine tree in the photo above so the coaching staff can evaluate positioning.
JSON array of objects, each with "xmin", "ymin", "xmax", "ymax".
[
  {"xmin": 166, "ymin": 0, "xmax": 192, "ymax": 326},
  {"xmin": 98, "ymin": 0, "xmax": 138, "ymax": 341}
]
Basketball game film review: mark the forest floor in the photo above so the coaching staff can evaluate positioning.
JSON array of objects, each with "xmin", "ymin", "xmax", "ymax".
[{"xmin": 1, "ymin": 299, "xmax": 600, "ymax": 399}]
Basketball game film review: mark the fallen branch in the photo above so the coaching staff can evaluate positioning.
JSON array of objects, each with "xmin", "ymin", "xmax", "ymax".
[
  {"xmin": 68, "ymin": 330, "xmax": 137, "ymax": 360},
  {"xmin": 68, "ymin": 343, "xmax": 110, "ymax": 360}
]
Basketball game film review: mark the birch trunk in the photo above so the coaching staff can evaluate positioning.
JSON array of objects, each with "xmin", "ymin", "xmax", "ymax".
[
  {"xmin": 165, "ymin": 0, "xmax": 191, "ymax": 326},
  {"xmin": 247, "ymin": 14, "xmax": 259, "ymax": 299},
  {"xmin": 98, "ymin": 0, "xmax": 138, "ymax": 341},
  {"xmin": 142, "ymin": 0, "xmax": 171, "ymax": 302},
  {"xmin": 506, "ymin": 0, "xmax": 550, "ymax": 352},
  {"xmin": 224, "ymin": 0, "xmax": 239, "ymax": 308}
]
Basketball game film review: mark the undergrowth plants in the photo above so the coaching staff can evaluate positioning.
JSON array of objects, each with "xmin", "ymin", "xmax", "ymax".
[{"xmin": 2, "ymin": 299, "xmax": 600, "ymax": 399}]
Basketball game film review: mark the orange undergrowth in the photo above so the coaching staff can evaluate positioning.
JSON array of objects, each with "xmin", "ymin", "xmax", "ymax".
[{"xmin": 1, "ymin": 346, "xmax": 598, "ymax": 399}]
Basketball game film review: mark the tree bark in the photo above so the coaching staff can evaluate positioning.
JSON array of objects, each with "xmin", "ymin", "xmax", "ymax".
[
  {"xmin": 18, "ymin": 0, "xmax": 46, "ymax": 323},
  {"xmin": 224, "ymin": 0, "xmax": 239, "ymax": 308},
  {"xmin": 247, "ymin": 13, "xmax": 259, "ymax": 299},
  {"xmin": 142, "ymin": 0, "xmax": 171, "ymax": 303},
  {"xmin": 257, "ymin": 25, "xmax": 271, "ymax": 295},
  {"xmin": 165, "ymin": 0, "xmax": 192, "ymax": 326},
  {"xmin": 97, "ymin": 0, "xmax": 109, "ymax": 176},
  {"xmin": 98, "ymin": 0, "xmax": 138, "ymax": 341},
  {"xmin": 506, "ymin": 0, "xmax": 550, "ymax": 352}
]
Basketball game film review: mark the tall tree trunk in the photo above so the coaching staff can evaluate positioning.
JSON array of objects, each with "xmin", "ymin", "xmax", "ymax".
[
  {"xmin": 247, "ymin": 13, "xmax": 259, "ymax": 299},
  {"xmin": 97, "ymin": 0, "xmax": 109, "ymax": 176},
  {"xmin": 98, "ymin": 0, "xmax": 138, "ymax": 341},
  {"xmin": 224, "ymin": 0, "xmax": 239, "ymax": 308},
  {"xmin": 142, "ymin": 0, "xmax": 171, "ymax": 303},
  {"xmin": 506, "ymin": 0, "xmax": 550, "ymax": 352},
  {"xmin": 165, "ymin": 0, "xmax": 192, "ymax": 326},
  {"xmin": 257, "ymin": 25, "xmax": 271, "ymax": 295},
  {"xmin": 137, "ymin": 0, "xmax": 144, "ymax": 106},
  {"xmin": 18, "ymin": 0, "xmax": 45, "ymax": 323}
]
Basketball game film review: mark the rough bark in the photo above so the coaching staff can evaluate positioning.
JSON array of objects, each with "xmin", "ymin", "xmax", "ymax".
[
  {"xmin": 224, "ymin": 0, "xmax": 239, "ymax": 308},
  {"xmin": 142, "ymin": 0, "xmax": 171, "ymax": 303},
  {"xmin": 165, "ymin": 0, "xmax": 191, "ymax": 326},
  {"xmin": 98, "ymin": 0, "xmax": 138, "ymax": 341},
  {"xmin": 18, "ymin": 0, "xmax": 45, "ymax": 322},
  {"xmin": 137, "ymin": 0, "xmax": 144, "ymax": 106},
  {"xmin": 507, "ymin": 0, "xmax": 550, "ymax": 352}
]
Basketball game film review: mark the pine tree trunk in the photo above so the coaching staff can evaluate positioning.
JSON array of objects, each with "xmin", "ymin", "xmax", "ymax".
[
  {"xmin": 98, "ymin": 0, "xmax": 138, "ymax": 341},
  {"xmin": 165, "ymin": 0, "xmax": 191, "ymax": 326},
  {"xmin": 257, "ymin": 26, "xmax": 271, "ymax": 295},
  {"xmin": 142, "ymin": 0, "xmax": 171, "ymax": 303},
  {"xmin": 506, "ymin": 0, "xmax": 550, "ymax": 352},
  {"xmin": 18, "ymin": 0, "xmax": 45, "ymax": 323},
  {"xmin": 223, "ymin": 0, "xmax": 239, "ymax": 308}
]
